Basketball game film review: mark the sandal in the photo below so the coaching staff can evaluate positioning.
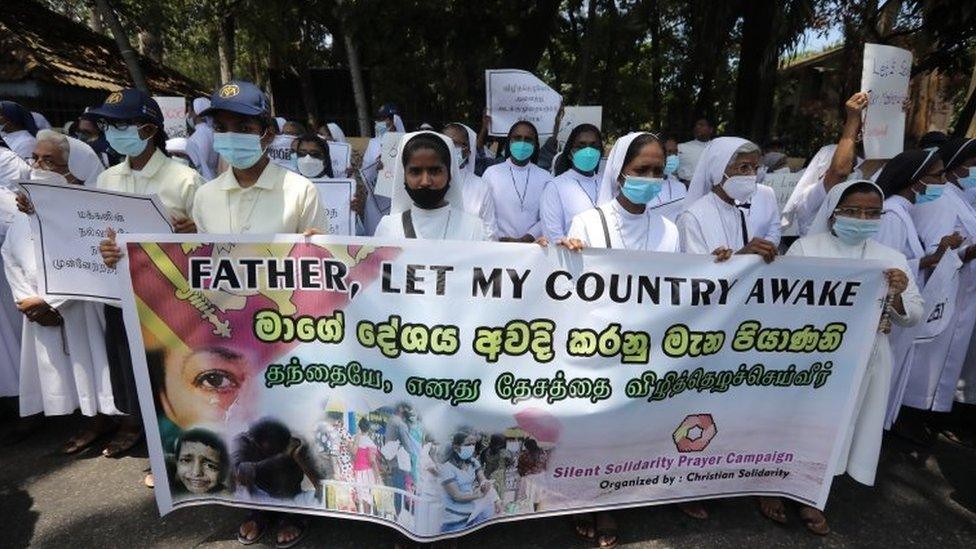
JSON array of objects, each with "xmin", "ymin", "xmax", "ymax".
[
  {"xmin": 758, "ymin": 496, "xmax": 788, "ymax": 524},
  {"xmin": 594, "ymin": 512, "xmax": 618, "ymax": 548},
  {"xmin": 102, "ymin": 424, "xmax": 143, "ymax": 457},
  {"xmin": 237, "ymin": 511, "xmax": 271, "ymax": 545},
  {"xmin": 572, "ymin": 513, "xmax": 596, "ymax": 542},
  {"xmin": 799, "ymin": 505, "xmax": 830, "ymax": 536},
  {"xmin": 275, "ymin": 514, "xmax": 308, "ymax": 549},
  {"xmin": 678, "ymin": 501, "xmax": 709, "ymax": 520}
]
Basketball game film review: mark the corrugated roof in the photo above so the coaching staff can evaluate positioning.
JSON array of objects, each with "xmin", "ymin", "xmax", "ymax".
[
  {"xmin": 0, "ymin": 0, "xmax": 205, "ymax": 95},
  {"xmin": 780, "ymin": 45, "xmax": 844, "ymax": 72}
]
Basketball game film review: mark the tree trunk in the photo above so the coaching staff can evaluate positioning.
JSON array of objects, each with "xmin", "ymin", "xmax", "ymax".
[
  {"xmin": 343, "ymin": 31, "xmax": 370, "ymax": 137},
  {"xmin": 138, "ymin": 30, "xmax": 163, "ymax": 63},
  {"xmin": 88, "ymin": 9, "xmax": 103, "ymax": 34},
  {"xmin": 217, "ymin": 13, "xmax": 236, "ymax": 83},
  {"xmin": 649, "ymin": 0, "xmax": 662, "ymax": 128},
  {"xmin": 953, "ymin": 55, "xmax": 976, "ymax": 137},
  {"xmin": 499, "ymin": 0, "xmax": 563, "ymax": 70},
  {"xmin": 299, "ymin": 67, "xmax": 320, "ymax": 130},
  {"xmin": 733, "ymin": 0, "xmax": 777, "ymax": 140},
  {"xmin": 93, "ymin": 0, "xmax": 148, "ymax": 92},
  {"xmin": 574, "ymin": 0, "xmax": 599, "ymax": 104}
]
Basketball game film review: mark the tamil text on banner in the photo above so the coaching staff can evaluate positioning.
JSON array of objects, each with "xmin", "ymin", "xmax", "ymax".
[
  {"xmin": 486, "ymin": 69, "xmax": 562, "ymax": 137},
  {"xmin": 311, "ymin": 179, "xmax": 355, "ymax": 235},
  {"xmin": 21, "ymin": 181, "xmax": 172, "ymax": 302},
  {"xmin": 119, "ymin": 236, "xmax": 886, "ymax": 540},
  {"xmin": 860, "ymin": 43, "xmax": 913, "ymax": 159}
]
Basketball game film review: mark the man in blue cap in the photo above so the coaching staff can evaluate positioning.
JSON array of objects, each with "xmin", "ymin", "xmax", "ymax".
[{"xmin": 189, "ymin": 80, "xmax": 327, "ymax": 235}]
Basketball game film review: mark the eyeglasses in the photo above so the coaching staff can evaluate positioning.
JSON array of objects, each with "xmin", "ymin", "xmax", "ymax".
[
  {"xmin": 96, "ymin": 119, "xmax": 146, "ymax": 132},
  {"xmin": 833, "ymin": 207, "xmax": 886, "ymax": 219},
  {"xmin": 31, "ymin": 157, "xmax": 68, "ymax": 170}
]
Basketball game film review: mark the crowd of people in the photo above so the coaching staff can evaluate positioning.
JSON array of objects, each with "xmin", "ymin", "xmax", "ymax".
[{"xmin": 1, "ymin": 76, "xmax": 975, "ymax": 548}]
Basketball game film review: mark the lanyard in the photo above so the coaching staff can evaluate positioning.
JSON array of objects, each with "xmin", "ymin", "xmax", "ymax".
[{"xmin": 509, "ymin": 167, "xmax": 531, "ymax": 211}]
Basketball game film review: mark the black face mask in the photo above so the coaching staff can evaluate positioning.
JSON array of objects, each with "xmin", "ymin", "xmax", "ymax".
[{"xmin": 405, "ymin": 182, "xmax": 450, "ymax": 209}]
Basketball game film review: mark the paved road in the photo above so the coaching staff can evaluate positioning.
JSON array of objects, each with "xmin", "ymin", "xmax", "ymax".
[{"xmin": 1, "ymin": 414, "xmax": 975, "ymax": 548}]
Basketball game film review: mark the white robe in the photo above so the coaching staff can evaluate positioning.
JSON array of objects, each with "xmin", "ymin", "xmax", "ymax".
[
  {"xmin": 568, "ymin": 199, "xmax": 679, "ymax": 251},
  {"xmin": 745, "ymin": 184, "xmax": 782, "ymax": 246},
  {"xmin": 0, "ymin": 159, "xmax": 28, "ymax": 396},
  {"xmin": 482, "ymin": 159, "xmax": 549, "ymax": 240},
  {"xmin": 540, "ymin": 169, "xmax": 600, "ymax": 241},
  {"xmin": 677, "ymin": 192, "xmax": 750, "ymax": 254},
  {"xmin": 374, "ymin": 204, "xmax": 487, "ymax": 241},
  {"xmin": 904, "ymin": 188, "xmax": 976, "ymax": 410},
  {"xmin": 1, "ymin": 215, "xmax": 118, "ymax": 416},
  {"xmin": 788, "ymin": 232, "xmax": 923, "ymax": 485},
  {"xmin": 461, "ymin": 173, "xmax": 497, "ymax": 241}
]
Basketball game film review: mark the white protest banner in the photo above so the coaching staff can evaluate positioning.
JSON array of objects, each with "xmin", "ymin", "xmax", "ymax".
[
  {"xmin": 267, "ymin": 134, "xmax": 297, "ymax": 170},
  {"xmin": 860, "ymin": 43, "xmax": 913, "ymax": 159},
  {"xmin": 374, "ymin": 131, "xmax": 403, "ymax": 198},
  {"xmin": 328, "ymin": 141, "xmax": 352, "ymax": 178},
  {"xmin": 20, "ymin": 181, "xmax": 172, "ymax": 303},
  {"xmin": 119, "ymin": 234, "xmax": 885, "ymax": 541},
  {"xmin": 486, "ymin": 69, "xmax": 562, "ymax": 137},
  {"xmin": 311, "ymin": 178, "xmax": 355, "ymax": 235},
  {"xmin": 557, "ymin": 106, "xmax": 603, "ymax": 149},
  {"xmin": 153, "ymin": 96, "xmax": 187, "ymax": 139},
  {"xmin": 915, "ymin": 250, "xmax": 962, "ymax": 342}
]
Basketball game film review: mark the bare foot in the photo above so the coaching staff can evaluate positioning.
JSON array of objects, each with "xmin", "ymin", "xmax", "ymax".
[
  {"xmin": 594, "ymin": 512, "xmax": 617, "ymax": 548},
  {"xmin": 678, "ymin": 501, "xmax": 709, "ymax": 520},
  {"xmin": 572, "ymin": 512, "xmax": 596, "ymax": 541},
  {"xmin": 758, "ymin": 496, "xmax": 787, "ymax": 524},
  {"xmin": 799, "ymin": 505, "xmax": 830, "ymax": 535}
]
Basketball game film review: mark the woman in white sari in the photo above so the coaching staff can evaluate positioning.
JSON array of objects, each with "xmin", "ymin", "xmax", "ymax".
[{"xmin": 757, "ymin": 180, "xmax": 923, "ymax": 535}]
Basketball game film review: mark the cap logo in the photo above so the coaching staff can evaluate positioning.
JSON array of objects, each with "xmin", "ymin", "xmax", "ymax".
[
  {"xmin": 105, "ymin": 92, "xmax": 123, "ymax": 104},
  {"xmin": 218, "ymin": 84, "xmax": 240, "ymax": 98}
]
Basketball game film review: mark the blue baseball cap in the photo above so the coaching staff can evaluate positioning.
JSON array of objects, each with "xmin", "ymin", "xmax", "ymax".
[
  {"xmin": 87, "ymin": 89, "xmax": 164, "ymax": 125},
  {"xmin": 200, "ymin": 80, "xmax": 269, "ymax": 117}
]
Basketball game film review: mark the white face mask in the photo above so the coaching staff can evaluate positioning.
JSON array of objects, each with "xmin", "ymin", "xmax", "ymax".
[
  {"xmin": 722, "ymin": 174, "xmax": 758, "ymax": 202},
  {"xmin": 297, "ymin": 154, "xmax": 325, "ymax": 178}
]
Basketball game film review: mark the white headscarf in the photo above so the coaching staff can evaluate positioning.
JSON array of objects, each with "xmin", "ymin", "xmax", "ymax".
[
  {"xmin": 65, "ymin": 135, "xmax": 103, "ymax": 185},
  {"xmin": 31, "ymin": 112, "xmax": 51, "ymax": 131},
  {"xmin": 392, "ymin": 114, "xmax": 406, "ymax": 133},
  {"xmin": 681, "ymin": 136, "xmax": 750, "ymax": 211},
  {"xmin": 192, "ymin": 97, "xmax": 211, "ymax": 116},
  {"xmin": 274, "ymin": 117, "xmax": 287, "ymax": 133},
  {"xmin": 597, "ymin": 132, "xmax": 651, "ymax": 204},
  {"xmin": 389, "ymin": 131, "xmax": 465, "ymax": 214},
  {"xmin": 807, "ymin": 179, "xmax": 883, "ymax": 236},
  {"xmin": 326, "ymin": 123, "xmax": 346, "ymax": 143},
  {"xmin": 451, "ymin": 122, "xmax": 479, "ymax": 178}
]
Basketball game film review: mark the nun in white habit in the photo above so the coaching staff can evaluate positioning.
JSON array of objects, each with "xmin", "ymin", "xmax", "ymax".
[
  {"xmin": 443, "ymin": 122, "xmax": 497, "ymax": 239},
  {"xmin": 3, "ymin": 158, "xmax": 121, "ymax": 450},
  {"xmin": 540, "ymin": 124, "xmax": 604, "ymax": 241},
  {"xmin": 758, "ymin": 180, "xmax": 922, "ymax": 533},
  {"xmin": 373, "ymin": 131, "xmax": 487, "ymax": 241},
  {"xmin": 564, "ymin": 132, "xmax": 678, "ymax": 251},
  {"xmin": 903, "ymin": 151, "xmax": 976, "ymax": 413},
  {"xmin": 675, "ymin": 137, "xmax": 780, "ymax": 261}
]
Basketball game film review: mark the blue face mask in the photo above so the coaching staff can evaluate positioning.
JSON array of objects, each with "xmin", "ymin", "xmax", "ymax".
[
  {"xmin": 915, "ymin": 183, "xmax": 945, "ymax": 204},
  {"xmin": 664, "ymin": 154, "xmax": 679, "ymax": 176},
  {"xmin": 213, "ymin": 131, "xmax": 265, "ymax": 169},
  {"xmin": 374, "ymin": 121, "xmax": 388, "ymax": 138},
  {"xmin": 620, "ymin": 176, "xmax": 663, "ymax": 204},
  {"xmin": 571, "ymin": 146, "xmax": 601, "ymax": 173},
  {"xmin": 957, "ymin": 167, "xmax": 976, "ymax": 190},
  {"xmin": 832, "ymin": 216, "xmax": 881, "ymax": 245},
  {"xmin": 457, "ymin": 444, "xmax": 475, "ymax": 460},
  {"xmin": 104, "ymin": 125, "xmax": 149, "ymax": 157},
  {"xmin": 509, "ymin": 141, "xmax": 535, "ymax": 162}
]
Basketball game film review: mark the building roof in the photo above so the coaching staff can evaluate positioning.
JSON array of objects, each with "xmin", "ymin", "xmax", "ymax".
[
  {"xmin": 780, "ymin": 45, "xmax": 844, "ymax": 72},
  {"xmin": 0, "ymin": 0, "xmax": 205, "ymax": 96}
]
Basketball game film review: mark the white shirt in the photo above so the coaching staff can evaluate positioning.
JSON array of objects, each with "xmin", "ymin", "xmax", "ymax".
[
  {"xmin": 192, "ymin": 160, "xmax": 328, "ymax": 234},
  {"xmin": 676, "ymin": 139, "xmax": 709, "ymax": 181},
  {"xmin": 540, "ymin": 169, "xmax": 600, "ymax": 241},
  {"xmin": 746, "ymin": 184, "xmax": 782, "ymax": 246},
  {"xmin": 2, "ymin": 130, "xmax": 36, "ymax": 161},
  {"xmin": 568, "ymin": 199, "xmax": 679, "ymax": 251},
  {"xmin": 677, "ymin": 192, "xmax": 749, "ymax": 254},
  {"xmin": 874, "ymin": 195, "xmax": 924, "ymax": 266},
  {"xmin": 0, "ymin": 147, "xmax": 30, "ymax": 188},
  {"xmin": 95, "ymin": 149, "xmax": 201, "ymax": 221},
  {"xmin": 461, "ymin": 173, "xmax": 497, "ymax": 240},
  {"xmin": 482, "ymin": 158, "xmax": 549, "ymax": 239},
  {"xmin": 374, "ymin": 204, "xmax": 487, "ymax": 241}
]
